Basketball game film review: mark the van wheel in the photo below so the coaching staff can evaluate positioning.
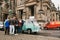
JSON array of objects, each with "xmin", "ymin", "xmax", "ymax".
[
  {"xmin": 34, "ymin": 32, "xmax": 37, "ymax": 34},
  {"xmin": 22, "ymin": 30, "xmax": 24, "ymax": 33},
  {"xmin": 27, "ymin": 29, "xmax": 32, "ymax": 34},
  {"xmin": 44, "ymin": 27, "xmax": 48, "ymax": 30},
  {"xmin": 57, "ymin": 27, "xmax": 60, "ymax": 30}
]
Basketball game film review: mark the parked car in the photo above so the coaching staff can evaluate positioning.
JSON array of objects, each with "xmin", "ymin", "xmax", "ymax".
[
  {"xmin": 0, "ymin": 21, "xmax": 4, "ymax": 30},
  {"xmin": 44, "ymin": 21, "xmax": 60, "ymax": 30},
  {"xmin": 22, "ymin": 19, "xmax": 41, "ymax": 34}
]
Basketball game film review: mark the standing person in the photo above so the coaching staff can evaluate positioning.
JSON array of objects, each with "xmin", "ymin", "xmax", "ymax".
[
  {"xmin": 4, "ymin": 16, "xmax": 10, "ymax": 35},
  {"xmin": 18, "ymin": 19, "xmax": 22, "ymax": 33},
  {"xmin": 21, "ymin": 19, "xmax": 25, "ymax": 27},
  {"xmin": 14, "ymin": 17, "xmax": 19, "ymax": 35},
  {"xmin": 9, "ymin": 16, "xmax": 15, "ymax": 35}
]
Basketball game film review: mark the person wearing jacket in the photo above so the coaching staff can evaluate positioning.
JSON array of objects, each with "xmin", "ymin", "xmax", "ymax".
[
  {"xmin": 18, "ymin": 19, "xmax": 22, "ymax": 33},
  {"xmin": 4, "ymin": 17, "xmax": 10, "ymax": 35},
  {"xmin": 9, "ymin": 16, "xmax": 16, "ymax": 35},
  {"xmin": 14, "ymin": 17, "xmax": 19, "ymax": 35}
]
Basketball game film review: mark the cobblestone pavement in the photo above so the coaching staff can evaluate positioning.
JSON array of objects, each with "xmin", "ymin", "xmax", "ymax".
[
  {"xmin": 0, "ymin": 31, "xmax": 60, "ymax": 40},
  {"xmin": 39, "ymin": 30, "xmax": 60, "ymax": 37}
]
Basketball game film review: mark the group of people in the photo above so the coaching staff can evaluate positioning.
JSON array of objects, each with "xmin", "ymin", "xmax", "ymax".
[{"xmin": 4, "ymin": 16, "xmax": 24, "ymax": 35}]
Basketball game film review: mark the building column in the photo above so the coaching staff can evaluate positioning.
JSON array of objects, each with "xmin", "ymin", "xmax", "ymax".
[
  {"xmin": 16, "ymin": 10, "xmax": 20, "ymax": 19},
  {"xmin": 0, "ymin": 6, "xmax": 1, "ymax": 21},
  {"xmin": 34, "ymin": 5, "xmax": 37, "ymax": 19},
  {"xmin": 26, "ymin": 7, "xmax": 30, "ymax": 19}
]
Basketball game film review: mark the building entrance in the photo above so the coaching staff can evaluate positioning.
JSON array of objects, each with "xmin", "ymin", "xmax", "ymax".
[
  {"xmin": 19, "ymin": 10, "xmax": 23, "ymax": 19},
  {"xmin": 3, "ymin": 14, "xmax": 8, "ymax": 21},
  {"xmin": 29, "ymin": 5, "xmax": 34, "ymax": 16}
]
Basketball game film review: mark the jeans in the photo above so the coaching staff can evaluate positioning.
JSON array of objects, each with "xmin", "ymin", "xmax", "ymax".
[
  {"xmin": 9, "ymin": 25, "xmax": 15, "ymax": 34},
  {"xmin": 15, "ymin": 26, "xmax": 19, "ymax": 34},
  {"xmin": 5, "ymin": 27, "xmax": 9, "ymax": 35}
]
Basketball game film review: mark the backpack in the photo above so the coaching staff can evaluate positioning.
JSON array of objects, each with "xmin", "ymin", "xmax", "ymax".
[{"xmin": 4, "ymin": 20, "xmax": 10, "ymax": 28}]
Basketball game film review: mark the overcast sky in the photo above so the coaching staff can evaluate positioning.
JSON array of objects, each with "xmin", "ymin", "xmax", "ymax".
[{"xmin": 51, "ymin": 0, "xmax": 60, "ymax": 9}]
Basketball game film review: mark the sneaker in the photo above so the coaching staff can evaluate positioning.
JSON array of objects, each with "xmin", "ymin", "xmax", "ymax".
[{"xmin": 14, "ymin": 34, "xmax": 18, "ymax": 35}]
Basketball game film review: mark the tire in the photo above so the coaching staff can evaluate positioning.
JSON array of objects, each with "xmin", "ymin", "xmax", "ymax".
[
  {"xmin": 44, "ymin": 27, "xmax": 48, "ymax": 30},
  {"xmin": 57, "ymin": 27, "xmax": 60, "ymax": 30},
  {"xmin": 27, "ymin": 29, "xmax": 32, "ymax": 34},
  {"xmin": 34, "ymin": 32, "xmax": 37, "ymax": 34},
  {"xmin": 22, "ymin": 30, "xmax": 24, "ymax": 33}
]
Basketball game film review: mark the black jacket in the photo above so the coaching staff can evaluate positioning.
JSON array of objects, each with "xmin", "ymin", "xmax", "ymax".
[{"xmin": 9, "ymin": 20, "xmax": 15, "ymax": 25}]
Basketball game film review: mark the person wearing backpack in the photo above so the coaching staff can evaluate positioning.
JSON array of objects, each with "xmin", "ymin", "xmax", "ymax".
[{"xmin": 4, "ymin": 17, "xmax": 10, "ymax": 35}]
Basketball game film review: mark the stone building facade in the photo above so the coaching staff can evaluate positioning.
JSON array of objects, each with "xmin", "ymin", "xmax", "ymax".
[
  {"xmin": 0, "ymin": 0, "xmax": 9, "ymax": 21},
  {"xmin": 15, "ymin": 0, "xmax": 59, "ymax": 26},
  {"xmin": 0, "ymin": 0, "xmax": 16, "ymax": 21},
  {"xmin": 0, "ymin": 0, "xmax": 60, "ymax": 26},
  {"xmin": 16, "ymin": 0, "xmax": 51, "ymax": 20}
]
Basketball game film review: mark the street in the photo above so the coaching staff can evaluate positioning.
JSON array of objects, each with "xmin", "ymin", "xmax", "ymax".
[
  {"xmin": 39, "ymin": 30, "xmax": 60, "ymax": 38},
  {"xmin": 0, "ymin": 30, "xmax": 60, "ymax": 40},
  {"xmin": 0, "ymin": 0, "xmax": 60, "ymax": 40}
]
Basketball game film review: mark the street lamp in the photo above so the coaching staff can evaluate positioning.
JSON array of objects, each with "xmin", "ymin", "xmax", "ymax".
[
  {"xmin": 8, "ymin": 0, "xmax": 14, "ymax": 16},
  {"xmin": 9, "ymin": 9, "xmax": 13, "ymax": 15}
]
